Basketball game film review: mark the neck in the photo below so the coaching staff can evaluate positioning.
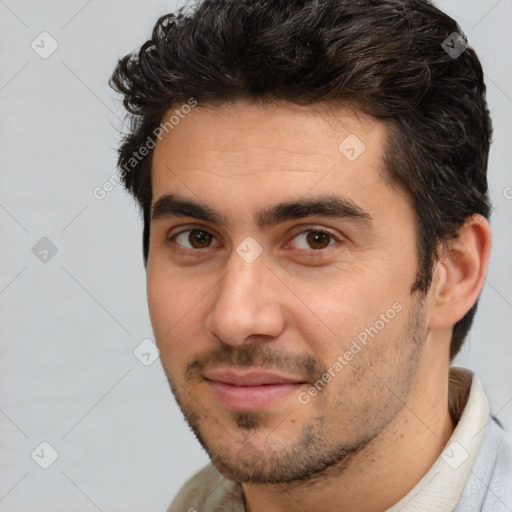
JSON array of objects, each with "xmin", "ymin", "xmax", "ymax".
[{"xmin": 242, "ymin": 355, "xmax": 456, "ymax": 512}]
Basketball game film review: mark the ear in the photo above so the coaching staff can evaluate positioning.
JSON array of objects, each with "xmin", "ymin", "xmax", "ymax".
[{"xmin": 428, "ymin": 214, "xmax": 492, "ymax": 330}]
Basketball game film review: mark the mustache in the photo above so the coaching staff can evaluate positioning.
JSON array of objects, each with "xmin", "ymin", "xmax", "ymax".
[{"xmin": 184, "ymin": 343, "xmax": 328, "ymax": 384}]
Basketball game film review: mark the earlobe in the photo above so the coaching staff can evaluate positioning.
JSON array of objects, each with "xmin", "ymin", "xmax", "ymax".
[{"xmin": 428, "ymin": 214, "xmax": 492, "ymax": 331}]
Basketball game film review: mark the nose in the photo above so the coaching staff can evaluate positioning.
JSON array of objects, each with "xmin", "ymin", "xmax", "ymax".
[{"xmin": 204, "ymin": 250, "xmax": 286, "ymax": 347}]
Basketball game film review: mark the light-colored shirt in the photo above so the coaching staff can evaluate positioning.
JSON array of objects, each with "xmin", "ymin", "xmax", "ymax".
[{"xmin": 167, "ymin": 367, "xmax": 512, "ymax": 512}]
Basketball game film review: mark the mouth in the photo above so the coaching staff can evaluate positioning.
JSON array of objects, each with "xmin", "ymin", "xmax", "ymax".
[{"xmin": 203, "ymin": 368, "xmax": 307, "ymax": 411}]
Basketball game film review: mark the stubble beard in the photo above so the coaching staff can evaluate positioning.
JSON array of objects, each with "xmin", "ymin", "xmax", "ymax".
[{"xmin": 162, "ymin": 293, "xmax": 428, "ymax": 484}]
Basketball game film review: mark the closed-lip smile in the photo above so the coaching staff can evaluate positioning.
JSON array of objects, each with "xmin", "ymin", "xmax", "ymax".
[{"xmin": 203, "ymin": 368, "xmax": 307, "ymax": 411}]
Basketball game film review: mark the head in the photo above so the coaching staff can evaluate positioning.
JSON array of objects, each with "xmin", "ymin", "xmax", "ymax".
[{"xmin": 110, "ymin": 0, "xmax": 492, "ymax": 484}]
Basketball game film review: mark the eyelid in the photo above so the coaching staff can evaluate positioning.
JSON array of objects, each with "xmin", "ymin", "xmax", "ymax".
[
  {"xmin": 288, "ymin": 224, "xmax": 342, "ymax": 241},
  {"xmin": 168, "ymin": 223, "xmax": 218, "ymax": 237}
]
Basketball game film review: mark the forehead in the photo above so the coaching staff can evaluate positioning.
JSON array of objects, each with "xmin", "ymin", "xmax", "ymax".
[
  {"xmin": 149, "ymin": 100, "xmax": 404, "ymax": 227},
  {"xmin": 152, "ymin": 100, "xmax": 384, "ymax": 171}
]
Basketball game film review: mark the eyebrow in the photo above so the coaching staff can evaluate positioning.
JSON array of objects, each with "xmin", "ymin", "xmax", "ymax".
[{"xmin": 151, "ymin": 193, "xmax": 373, "ymax": 230}]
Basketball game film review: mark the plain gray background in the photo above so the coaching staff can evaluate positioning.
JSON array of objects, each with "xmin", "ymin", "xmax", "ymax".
[{"xmin": 1, "ymin": 0, "xmax": 511, "ymax": 510}]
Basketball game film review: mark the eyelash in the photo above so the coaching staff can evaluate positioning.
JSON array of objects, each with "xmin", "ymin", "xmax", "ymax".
[{"xmin": 166, "ymin": 224, "xmax": 343, "ymax": 255}]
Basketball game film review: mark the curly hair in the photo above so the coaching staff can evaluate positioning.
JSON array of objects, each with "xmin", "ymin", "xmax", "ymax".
[{"xmin": 109, "ymin": 0, "xmax": 492, "ymax": 360}]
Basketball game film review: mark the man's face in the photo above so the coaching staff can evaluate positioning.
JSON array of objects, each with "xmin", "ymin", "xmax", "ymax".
[{"xmin": 147, "ymin": 101, "xmax": 431, "ymax": 483}]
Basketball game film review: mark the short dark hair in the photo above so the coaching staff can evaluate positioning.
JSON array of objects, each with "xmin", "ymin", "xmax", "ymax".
[{"xmin": 109, "ymin": 0, "xmax": 492, "ymax": 360}]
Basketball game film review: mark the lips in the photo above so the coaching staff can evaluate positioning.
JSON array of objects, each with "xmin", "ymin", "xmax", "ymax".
[
  {"xmin": 203, "ymin": 368, "xmax": 307, "ymax": 410},
  {"xmin": 204, "ymin": 369, "xmax": 306, "ymax": 386}
]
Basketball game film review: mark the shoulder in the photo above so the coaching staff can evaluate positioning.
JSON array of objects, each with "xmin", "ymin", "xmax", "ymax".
[
  {"xmin": 485, "ymin": 418, "xmax": 512, "ymax": 478},
  {"xmin": 457, "ymin": 418, "xmax": 512, "ymax": 512},
  {"xmin": 167, "ymin": 463, "xmax": 245, "ymax": 512},
  {"xmin": 492, "ymin": 419, "xmax": 512, "ymax": 486}
]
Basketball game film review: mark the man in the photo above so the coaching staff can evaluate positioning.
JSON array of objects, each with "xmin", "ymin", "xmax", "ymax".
[{"xmin": 109, "ymin": 0, "xmax": 512, "ymax": 510}]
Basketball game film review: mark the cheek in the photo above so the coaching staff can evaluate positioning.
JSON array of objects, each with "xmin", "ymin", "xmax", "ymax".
[
  {"xmin": 146, "ymin": 264, "xmax": 210, "ymax": 368},
  {"xmin": 146, "ymin": 269, "xmax": 172, "ymax": 335},
  {"xmin": 147, "ymin": 264, "xmax": 187, "ymax": 348},
  {"xmin": 291, "ymin": 272, "xmax": 380, "ymax": 335},
  {"xmin": 147, "ymin": 253, "xmax": 190, "ymax": 326},
  {"xmin": 291, "ymin": 269, "xmax": 408, "ymax": 368}
]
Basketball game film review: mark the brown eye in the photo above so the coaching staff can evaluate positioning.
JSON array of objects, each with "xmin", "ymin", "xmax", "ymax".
[
  {"xmin": 188, "ymin": 229, "xmax": 213, "ymax": 248},
  {"xmin": 171, "ymin": 228, "xmax": 220, "ymax": 250},
  {"xmin": 305, "ymin": 231, "xmax": 332, "ymax": 249},
  {"xmin": 292, "ymin": 229, "xmax": 338, "ymax": 251}
]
